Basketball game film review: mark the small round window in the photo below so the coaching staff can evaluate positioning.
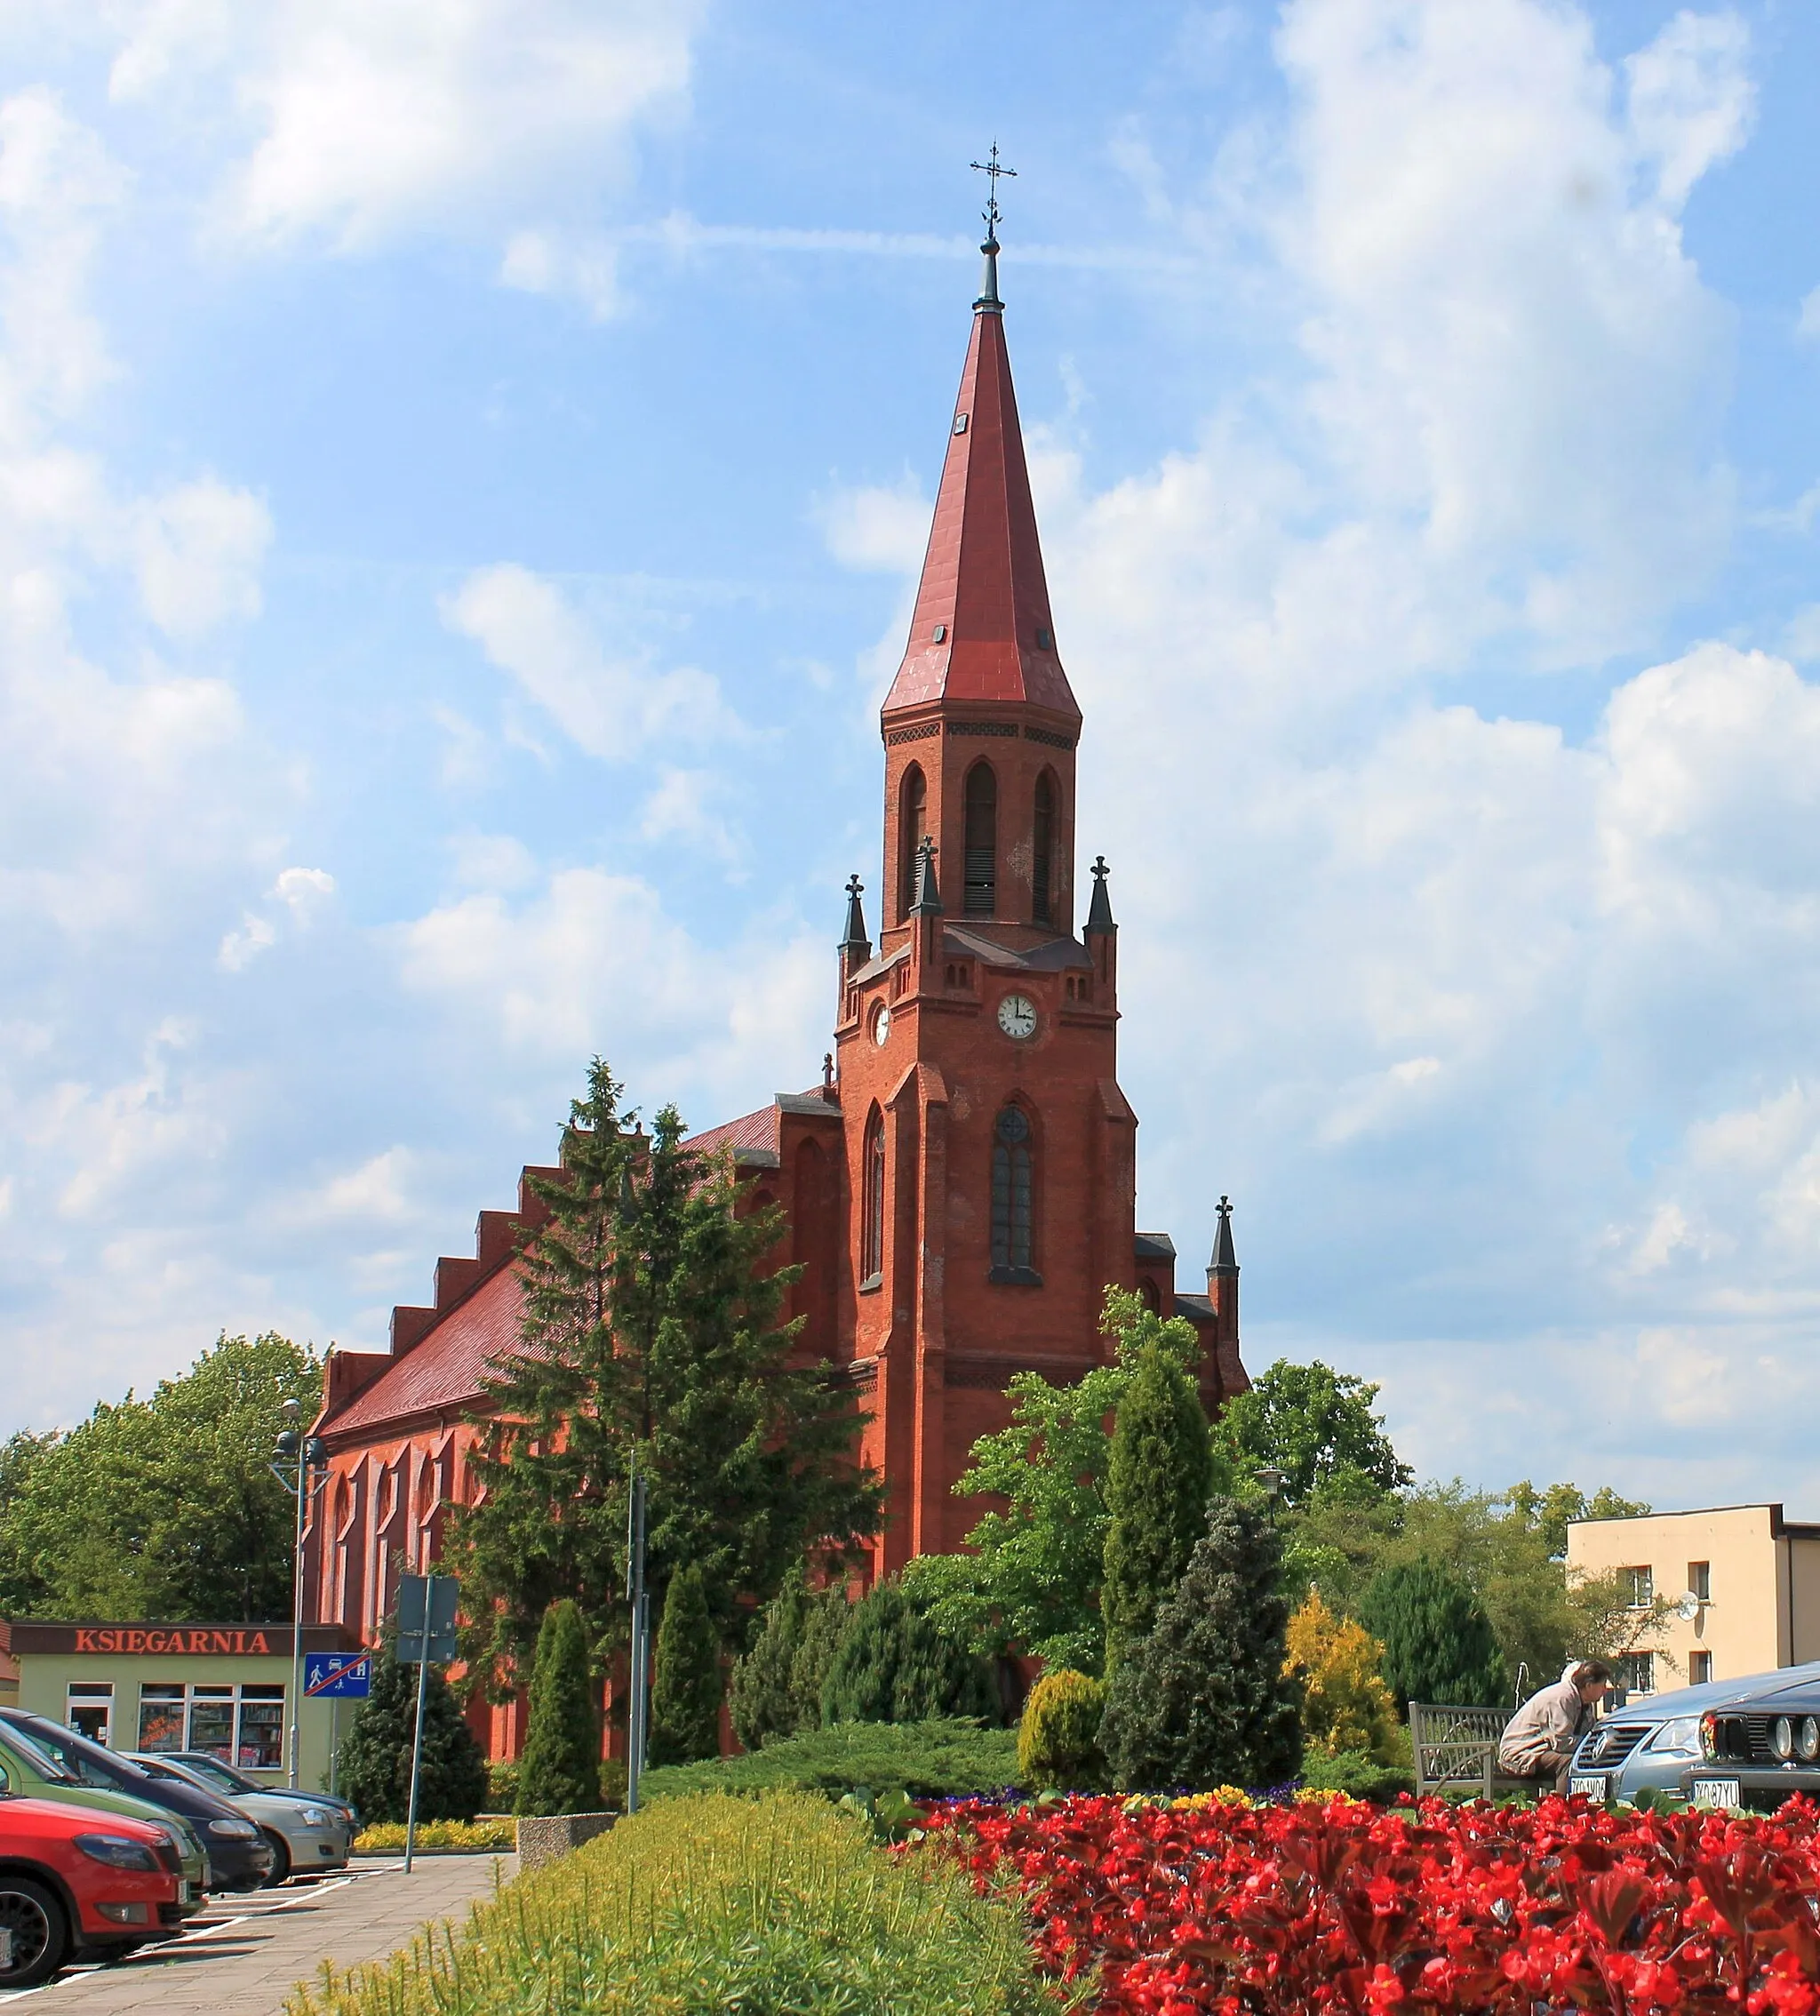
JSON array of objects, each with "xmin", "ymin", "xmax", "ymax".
[{"xmin": 996, "ymin": 1107, "xmax": 1030, "ymax": 1146}]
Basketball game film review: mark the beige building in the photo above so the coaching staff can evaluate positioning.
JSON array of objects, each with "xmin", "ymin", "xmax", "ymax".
[{"xmin": 1567, "ymin": 1504, "xmax": 1820, "ymax": 1696}]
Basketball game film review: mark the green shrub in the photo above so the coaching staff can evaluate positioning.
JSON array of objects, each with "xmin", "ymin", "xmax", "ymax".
[
  {"xmin": 1297, "ymin": 1748, "xmax": 1416, "ymax": 1802},
  {"xmin": 793, "ymin": 1584, "xmax": 852, "ymax": 1725},
  {"xmin": 516, "ymin": 1598, "xmax": 600, "ymax": 1815},
  {"xmin": 1018, "ymin": 1670, "xmax": 1106, "ymax": 1791},
  {"xmin": 285, "ymin": 1791, "xmax": 1065, "ymax": 2016},
  {"xmin": 334, "ymin": 1637, "xmax": 488, "ymax": 1825},
  {"xmin": 730, "ymin": 1561, "xmax": 810, "ymax": 1749},
  {"xmin": 598, "ymin": 1756, "xmax": 627, "ymax": 1811},
  {"xmin": 483, "ymin": 1759, "xmax": 517, "ymax": 1812},
  {"xmin": 648, "ymin": 1563, "xmax": 722, "ymax": 1765},
  {"xmin": 639, "ymin": 1718, "xmax": 1020, "ymax": 1805},
  {"xmin": 1360, "ymin": 1560, "xmax": 1507, "ymax": 1712},
  {"xmin": 822, "ymin": 1580, "xmax": 998, "ymax": 1726}
]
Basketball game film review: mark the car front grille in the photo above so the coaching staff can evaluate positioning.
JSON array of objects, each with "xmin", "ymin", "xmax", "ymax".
[{"xmin": 1584, "ymin": 1723, "xmax": 1651, "ymax": 1768}]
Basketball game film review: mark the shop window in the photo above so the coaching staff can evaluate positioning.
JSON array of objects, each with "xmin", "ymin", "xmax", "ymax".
[
  {"xmin": 1620, "ymin": 1566, "xmax": 1654, "ymax": 1610},
  {"xmin": 963, "ymin": 763, "xmax": 997, "ymax": 916},
  {"xmin": 1690, "ymin": 1652, "xmax": 1712, "ymax": 1685},
  {"xmin": 860, "ymin": 1106, "xmax": 885, "ymax": 1287},
  {"xmin": 1033, "ymin": 772, "xmax": 1056, "ymax": 924},
  {"xmin": 139, "ymin": 1683, "xmax": 288, "ymax": 1769},
  {"xmin": 990, "ymin": 1105, "xmax": 1037, "ymax": 1280},
  {"xmin": 186, "ymin": 1687, "xmax": 235, "ymax": 1758},
  {"xmin": 1688, "ymin": 1561, "xmax": 1711, "ymax": 1603},
  {"xmin": 65, "ymin": 1683, "xmax": 113, "ymax": 1747},
  {"xmin": 138, "ymin": 1685, "xmax": 188, "ymax": 1752}
]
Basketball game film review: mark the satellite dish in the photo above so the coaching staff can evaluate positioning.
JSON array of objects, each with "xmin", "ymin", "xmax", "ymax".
[{"xmin": 1676, "ymin": 1591, "xmax": 1702, "ymax": 1622}]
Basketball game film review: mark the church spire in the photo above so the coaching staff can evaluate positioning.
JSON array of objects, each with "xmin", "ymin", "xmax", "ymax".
[
  {"xmin": 1210, "ymin": 1195, "xmax": 1238, "ymax": 1276},
  {"xmin": 840, "ymin": 874, "xmax": 871, "ymax": 964},
  {"xmin": 882, "ymin": 172, "xmax": 1078, "ymax": 724}
]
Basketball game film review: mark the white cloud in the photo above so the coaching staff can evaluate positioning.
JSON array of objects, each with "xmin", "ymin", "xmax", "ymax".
[
  {"xmin": 498, "ymin": 228, "xmax": 620, "ymax": 319},
  {"xmin": 640, "ymin": 767, "xmax": 742, "ymax": 870},
  {"xmin": 816, "ymin": 476, "xmax": 931, "ymax": 574},
  {"xmin": 444, "ymin": 563, "xmax": 740, "ymax": 761},
  {"xmin": 1800, "ymin": 288, "xmax": 1820, "ymax": 340},
  {"xmin": 132, "ymin": 477, "xmax": 271, "ymax": 637},
  {"xmin": 1624, "ymin": 9, "xmax": 1752, "ymax": 209}
]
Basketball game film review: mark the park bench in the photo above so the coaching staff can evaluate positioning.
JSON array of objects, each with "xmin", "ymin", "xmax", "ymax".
[{"xmin": 1409, "ymin": 1701, "xmax": 1537, "ymax": 1799}]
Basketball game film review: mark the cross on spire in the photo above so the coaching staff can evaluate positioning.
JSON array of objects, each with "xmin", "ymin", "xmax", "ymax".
[{"xmin": 970, "ymin": 142, "xmax": 1017, "ymax": 248}]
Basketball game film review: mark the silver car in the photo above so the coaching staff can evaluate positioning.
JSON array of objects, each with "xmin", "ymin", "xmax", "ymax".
[{"xmin": 129, "ymin": 1754, "xmax": 355, "ymax": 1885}]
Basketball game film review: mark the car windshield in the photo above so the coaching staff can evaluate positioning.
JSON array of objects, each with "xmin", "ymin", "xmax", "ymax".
[
  {"xmin": 0, "ymin": 1725, "xmax": 81, "ymax": 1786},
  {"xmin": 172, "ymin": 1754, "xmax": 261, "ymax": 1796},
  {"xmin": 7, "ymin": 1716, "xmax": 148, "ymax": 1789}
]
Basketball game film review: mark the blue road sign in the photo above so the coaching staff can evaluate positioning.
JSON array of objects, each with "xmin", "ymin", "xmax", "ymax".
[{"xmin": 303, "ymin": 1652, "xmax": 372, "ymax": 1700}]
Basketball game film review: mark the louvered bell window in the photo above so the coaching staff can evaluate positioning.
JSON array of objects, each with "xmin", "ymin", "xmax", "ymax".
[
  {"xmin": 964, "ymin": 764, "xmax": 996, "ymax": 916},
  {"xmin": 990, "ymin": 1105, "xmax": 1034, "ymax": 1275}
]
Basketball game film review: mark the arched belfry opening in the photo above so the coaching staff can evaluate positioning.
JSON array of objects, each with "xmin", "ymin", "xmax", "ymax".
[
  {"xmin": 860, "ymin": 1105, "xmax": 886, "ymax": 1286},
  {"xmin": 963, "ymin": 763, "xmax": 997, "ymax": 917},
  {"xmin": 1033, "ymin": 770, "xmax": 1056, "ymax": 925},
  {"xmin": 898, "ymin": 764, "xmax": 928, "ymax": 925},
  {"xmin": 989, "ymin": 1101, "xmax": 1037, "ymax": 1281}
]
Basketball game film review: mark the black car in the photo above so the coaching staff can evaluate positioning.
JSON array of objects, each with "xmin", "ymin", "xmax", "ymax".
[{"xmin": 0, "ymin": 1710, "xmax": 274, "ymax": 1892}]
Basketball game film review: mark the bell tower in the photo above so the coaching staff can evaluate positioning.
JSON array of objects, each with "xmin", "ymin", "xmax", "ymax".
[{"xmin": 833, "ymin": 188, "xmax": 1138, "ymax": 1572}]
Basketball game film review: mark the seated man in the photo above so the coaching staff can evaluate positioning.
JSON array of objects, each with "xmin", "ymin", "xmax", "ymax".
[{"xmin": 1498, "ymin": 1660, "xmax": 1613, "ymax": 1793}]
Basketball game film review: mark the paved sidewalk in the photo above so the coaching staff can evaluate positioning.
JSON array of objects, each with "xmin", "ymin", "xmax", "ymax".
[{"xmin": 0, "ymin": 1856, "xmax": 514, "ymax": 2014}]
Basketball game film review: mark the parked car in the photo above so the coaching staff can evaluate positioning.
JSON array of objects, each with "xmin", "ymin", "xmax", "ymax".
[
  {"xmin": 0, "ymin": 1723, "xmax": 208, "ymax": 1916},
  {"xmin": 0, "ymin": 1711, "xmax": 273, "ymax": 1892},
  {"xmin": 151, "ymin": 1748, "xmax": 357, "ymax": 1831},
  {"xmin": 1567, "ymin": 1659, "xmax": 1820, "ymax": 1808},
  {"xmin": 129, "ymin": 1754, "xmax": 355, "ymax": 1885},
  {"xmin": 0, "ymin": 1759, "xmax": 184, "ymax": 1988}
]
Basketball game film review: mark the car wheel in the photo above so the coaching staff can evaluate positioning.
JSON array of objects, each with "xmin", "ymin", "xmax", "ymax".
[
  {"xmin": 0, "ymin": 1874, "xmax": 70, "ymax": 1988},
  {"xmin": 260, "ymin": 1830, "xmax": 291, "ymax": 1887}
]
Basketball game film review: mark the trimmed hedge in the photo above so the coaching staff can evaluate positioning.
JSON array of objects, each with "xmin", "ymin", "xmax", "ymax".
[
  {"xmin": 638, "ymin": 1718, "xmax": 1020, "ymax": 1805},
  {"xmin": 351, "ymin": 1818, "xmax": 515, "ymax": 1855},
  {"xmin": 284, "ymin": 1790, "xmax": 1065, "ymax": 2016},
  {"xmin": 1297, "ymin": 1747, "xmax": 1417, "ymax": 1802}
]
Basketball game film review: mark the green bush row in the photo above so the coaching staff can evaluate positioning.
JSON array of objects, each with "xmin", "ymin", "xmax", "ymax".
[
  {"xmin": 639, "ymin": 1717, "xmax": 1020, "ymax": 1805},
  {"xmin": 284, "ymin": 1790, "xmax": 1069, "ymax": 2016}
]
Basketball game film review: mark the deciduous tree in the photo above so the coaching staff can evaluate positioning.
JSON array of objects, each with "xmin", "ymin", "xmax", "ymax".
[
  {"xmin": 1214, "ymin": 1360, "xmax": 1412, "ymax": 1509},
  {"xmin": 1282, "ymin": 1588, "xmax": 1398, "ymax": 1761}
]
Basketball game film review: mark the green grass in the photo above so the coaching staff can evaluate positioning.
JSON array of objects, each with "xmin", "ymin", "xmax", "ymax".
[
  {"xmin": 285, "ymin": 1790, "xmax": 1072, "ymax": 2015},
  {"xmin": 637, "ymin": 1718, "xmax": 1021, "ymax": 1804}
]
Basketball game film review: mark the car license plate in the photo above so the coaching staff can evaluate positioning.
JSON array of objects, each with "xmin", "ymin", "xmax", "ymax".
[
  {"xmin": 1693, "ymin": 1779, "xmax": 1741, "ymax": 1809},
  {"xmin": 1569, "ymin": 1775, "xmax": 1607, "ymax": 1799}
]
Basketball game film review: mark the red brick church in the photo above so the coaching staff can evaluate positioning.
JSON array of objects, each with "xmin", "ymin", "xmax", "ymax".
[{"xmin": 306, "ymin": 224, "xmax": 1248, "ymax": 1758}]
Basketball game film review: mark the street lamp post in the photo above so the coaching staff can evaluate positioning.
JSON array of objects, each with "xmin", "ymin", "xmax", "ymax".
[{"xmin": 272, "ymin": 1399, "xmax": 331, "ymax": 1790}]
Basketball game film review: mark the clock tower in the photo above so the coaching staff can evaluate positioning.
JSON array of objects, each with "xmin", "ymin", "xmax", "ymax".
[{"xmin": 831, "ymin": 218, "xmax": 1213, "ymax": 1574}]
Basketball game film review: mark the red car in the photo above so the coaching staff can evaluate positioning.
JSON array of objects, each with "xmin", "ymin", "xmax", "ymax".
[{"xmin": 0, "ymin": 1776, "xmax": 184, "ymax": 1988}]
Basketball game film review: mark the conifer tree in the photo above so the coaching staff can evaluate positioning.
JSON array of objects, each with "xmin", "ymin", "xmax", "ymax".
[
  {"xmin": 335, "ymin": 1636, "xmax": 489, "ymax": 1824},
  {"xmin": 1101, "ymin": 1345, "xmax": 1218, "ymax": 1672},
  {"xmin": 1099, "ymin": 1495, "xmax": 1302, "ymax": 1792},
  {"xmin": 1282, "ymin": 1588, "xmax": 1399, "ymax": 1760},
  {"xmin": 790, "ymin": 1584, "xmax": 852, "ymax": 1732},
  {"xmin": 443, "ymin": 1059, "xmax": 882, "ymax": 1695},
  {"xmin": 647, "ymin": 1564, "xmax": 722, "ymax": 1765},
  {"xmin": 1360, "ymin": 1559, "xmax": 1508, "ymax": 1711},
  {"xmin": 820, "ymin": 1580, "xmax": 998, "ymax": 1726},
  {"xmin": 516, "ymin": 1599, "xmax": 600, "ymax": 1815},
  {"xmin": 729, "ymin": 1563, "xmax": 810, "ymax": 1750}
]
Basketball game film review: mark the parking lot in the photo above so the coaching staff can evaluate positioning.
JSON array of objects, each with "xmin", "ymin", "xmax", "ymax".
[{"xmin": 0, "ymin": 1856, "xmax": 513, "ymax": 2013}]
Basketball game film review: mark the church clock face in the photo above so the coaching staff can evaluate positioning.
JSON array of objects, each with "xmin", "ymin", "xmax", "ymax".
[
  {"xmin": 871, "ymin": 1003, "xmax": 891, "ymax": 1046},
  {"xmin": 996, "ymin": 993, "xmax": 1038, "ymax": 1041}
]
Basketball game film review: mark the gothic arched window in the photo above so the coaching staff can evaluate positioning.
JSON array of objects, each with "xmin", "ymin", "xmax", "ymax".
[
  {"xmin": 990, "ymin": 1103, "xmax": 1035, "ymax": 1279},
  {"xmin": 898, "ymin": 764, "xmax": 928, "ymax": 924},
  {"xmin": 1033, "ymin": 771, "xmax": 1056, "ymax": 925},
  {"xmin": 964, "ymin": 763, "xmax": 997, "ymax": 916},
  {"xmin": 860, "ymin": 1106, "xmax": 886, "ymax": 1285}
]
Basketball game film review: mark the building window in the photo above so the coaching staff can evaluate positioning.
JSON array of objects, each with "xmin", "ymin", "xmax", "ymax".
[
  {"xmin": 990, "ymin": 1105, "xmax": 1036, "ymax": 1279},
  {"xmin": 898, "ymin": 764, "xmax": 927, "ymax": 923},
  {"xmin": 1033, "ymin": 772, "xmax": 1055, "ymax": 924},
  {"xmin": 963, "ymin": 763, "xmax": 997, "ymax": 916},
  {"xmin": 1689, "ymin": 1652, "xmax": 1712, "ymax": 1685},
  {"xmin": 1688, "ymin": 1561, "xmax": 1711, "ymax": 1604},
  {"xmin": 860, "ymin": 1107, "xmax": 885, "ymax": 1286},
  {"xmin": 1620, "ymin": 1566, "xmax": 1654, "ymax": 1610},
  {"xmin": 138, "ymin": 1683, "xmax": 288, "ymax": 1770},
  {"xmin": 1613, "ymin": 1652, "xmax": 1655, "ymax": 1695},
  {"xmin": 65, "ymin": 1683, "xmax": 113, "ymax": 1747}
]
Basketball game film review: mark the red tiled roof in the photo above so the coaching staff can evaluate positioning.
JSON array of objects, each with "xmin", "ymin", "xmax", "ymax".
[
  {"xmin": 883, "ymin": 303, "xmax": 1079, "ymax": 721},
  {"xmin": 687, "ymin": 1104, "xmax": 779, "ymax": 1160},
  {"xmin": 325, "ymin": 1263, "xmax": 527, "ymax": 1437}
]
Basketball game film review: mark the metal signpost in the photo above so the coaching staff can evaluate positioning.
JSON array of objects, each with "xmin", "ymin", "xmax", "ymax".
[
  {"xmin": 624, "ymin": 1469, "xmax": 650, "ymax": 1815},
  {"xmin": 396, "ymin": 1573, "xmax": 459, "ymax": 1874},
  {"xmin": 271, "ymin": 1400, "xmax": 331, "ymax": 1788},
  {"xmin": 304, "ymin": 1652, "xmax": 372, "ymax": 1798}
]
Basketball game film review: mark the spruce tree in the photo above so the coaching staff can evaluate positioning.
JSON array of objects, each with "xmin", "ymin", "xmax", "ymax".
[
  {"xmin": 1102, "ymin": 1344, "xmax": 1218, "ymax": 1672},
  {"xmin": 820, "ymin": 1580, "xmax": 998, "ymax": 1726},
  {"xmin": 790, "ymin": 1585, "xmax": 852, "ymax": 1732},
  {"xmin": 1360, "ymin": 1559, "xmax": 1508, "ymax": 1711},
  {"xmin": 443, "ymin": 1060, "xmax": 882, "ymax": 1696},
  {"xmin": 1099, "ymin": 1495, "xmax": 1302, "ymax": 1793},
  {"xmin": 647, "ymin": 1564, "xmax": 722, "ymax": 1765},
  {"xmin": 335, "ymin": 1637, "xmax": 489, "ymax": 1823},
  {"xmin": 729, "ymin": 1563, "xmax": 810, "ymax": 1750},
  {"xmin": 516, "ymin": 1599, "xmax": 600, "ymax": 1815}
]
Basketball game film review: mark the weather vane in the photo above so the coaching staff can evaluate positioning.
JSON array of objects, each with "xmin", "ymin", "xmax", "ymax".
[{"xmin": 970, "ymin": 142, "xmax": 1017, "ymax": 245}]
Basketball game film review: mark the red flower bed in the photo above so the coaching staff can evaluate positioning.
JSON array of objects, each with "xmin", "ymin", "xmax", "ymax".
[{"xmin": 919, "ymin": 1793, "xmax": 1820, "ymax": 2015}]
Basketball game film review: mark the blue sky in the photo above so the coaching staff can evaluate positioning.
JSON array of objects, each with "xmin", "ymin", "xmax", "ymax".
[{"xmin": 3, "ymin": 0, "xmax": 1819, "ymax": 1509}]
